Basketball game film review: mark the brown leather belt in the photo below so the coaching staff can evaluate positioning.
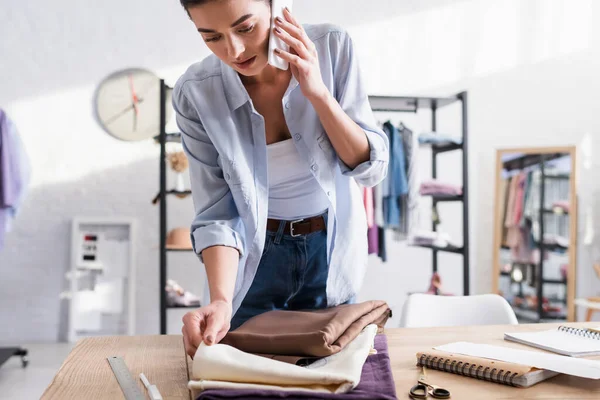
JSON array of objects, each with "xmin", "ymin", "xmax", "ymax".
[{"xmin": 266, "ymin": 215, "xmax": 326, "ymax": 237}]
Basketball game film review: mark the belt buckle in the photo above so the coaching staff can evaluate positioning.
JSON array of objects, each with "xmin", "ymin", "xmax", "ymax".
[{"xmin": 289, "ymin": 219, "xmax": 304, "ymax": 237}]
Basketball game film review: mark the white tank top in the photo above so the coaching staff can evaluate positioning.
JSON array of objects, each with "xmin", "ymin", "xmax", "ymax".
[{"xmin": 267, "ymin": 139, "xmax": 330, "ymax": 220}]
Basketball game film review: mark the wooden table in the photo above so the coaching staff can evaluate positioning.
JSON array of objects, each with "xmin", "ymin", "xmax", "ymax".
[
  {"xmin": 41, "ymin": 335, "xmax": 191, "ymax": 400},
  {"xmin": 388, "ymin": 322, "xmax": 600, "ymax": 399},
  {"xmin": 42, "ymin": 322, "xmax": 600, "ymax": 399}
]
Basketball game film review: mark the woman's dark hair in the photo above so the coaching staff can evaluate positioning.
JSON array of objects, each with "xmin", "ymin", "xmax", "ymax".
[{"xmin": 180, "ymin": 0, "xmax": 271, "ymax": 11}]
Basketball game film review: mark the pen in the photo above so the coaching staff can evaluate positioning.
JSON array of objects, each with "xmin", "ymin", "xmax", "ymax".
[{"xmin": 139, "ymin": 372, "xmax": 163, "ymax": 400}]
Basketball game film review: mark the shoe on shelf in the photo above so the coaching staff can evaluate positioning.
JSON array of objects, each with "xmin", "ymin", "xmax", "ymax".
[{"xmin": 165, "ymin": 279, "xmax": 201, "ymax": 308}]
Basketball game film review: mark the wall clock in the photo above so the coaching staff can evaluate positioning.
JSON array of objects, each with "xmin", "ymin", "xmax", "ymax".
[{"xmin": 93, "ymin": 68, "xmax": 172, "ymax": 141}]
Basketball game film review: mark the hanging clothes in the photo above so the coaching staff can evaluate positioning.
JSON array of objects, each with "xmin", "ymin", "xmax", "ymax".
[
  {"xmin": 377, "ymin": 226, "xmax": 387, "ymax": 262},
  {"xmin": 363, "ymin": 186, "xmax": 374, "ymax": 228},
  {"xmin": 367, "ymin": 225, "xmax": 379, "ymax": 255},
  {"xmin": 370, "ymin": 176, "xmax": 387, "ymax": 260},
  {"xmin": 381, "ymin": 121, "xmax": 408, "ymax": 228},
  {"xmin": 362, "ymin": 186, "xmax": 380, "ymax": 255},
  {"xmin": 397, "ymin": 123, "xmax": 420, "ymax": 240},
  {"xmin": 504, "ymin": 174, "xmax": 520, "ymax": 248},
  {"xmin": 373, "ymin": 183, "xmax": 384, "ymax": 228},
  {"xmin": 0, "ymin": 109, "xmax": 31, "ymax": 250},
  {"xmin": 501, "ymin": 158, "xmax": 572, "ymax": 265},
  {"xmin": 500, "ymin": 177, "xmax": 510, "ymax": 247},
  {"xmin": 505, "ymin": 172, "xmax": 535, "ymax": 263}
]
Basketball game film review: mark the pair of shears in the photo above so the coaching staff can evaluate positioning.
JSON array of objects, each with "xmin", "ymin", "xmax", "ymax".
[{"xmin": 409, "ymin": 366, "xmax": 451, "ymax": 399}]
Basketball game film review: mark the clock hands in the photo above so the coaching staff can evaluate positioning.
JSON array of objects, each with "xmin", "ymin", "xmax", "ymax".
[
  {"xmin": 103, "ymin": 98, "xmax": 146, "ymax": 125},
  {"xmin": 102, "ymin": 80, "xmax": 156, "ymax": 126},
  {"xmin": 128, "ymin": 74, "xmax": 139, "ymax": 132}
]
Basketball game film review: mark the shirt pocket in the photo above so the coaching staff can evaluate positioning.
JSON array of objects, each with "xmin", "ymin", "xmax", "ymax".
[{"xmin": 220, "ymin": 158, "xmax": 253, "ymax": 217}]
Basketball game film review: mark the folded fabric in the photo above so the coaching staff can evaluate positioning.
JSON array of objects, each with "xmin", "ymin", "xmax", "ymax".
[
  {"xmin": 195, "ymin": 334, "xmax": 397, "ymax": 400},
  {"xmin": 418, "ymin": 132, "xmax": 462, "ymax": 146},
  {"xmin": 189, "ymin": 325, "xmax": 378, "ymax": 395},
  {"xmin": 419, "ymin": 180, "xmax": 462, "ymax": 196},
  {"xmin": 552, "ymin": 200, "xmax": 570, "ymax": 213},
  {"xmin": 419, "ymin": 187, "xmax": 462, "ymax": 196},
  {"xmin": 410, "ymin": 230, "xmax": 454, "ymax": 248},
  {"xmin": 220, "ymin": 300, "xmax": 391, "ymax": 364},
  {"xmin": 543, "ymin": 233, "xmax": 569, "ymax": 248}
]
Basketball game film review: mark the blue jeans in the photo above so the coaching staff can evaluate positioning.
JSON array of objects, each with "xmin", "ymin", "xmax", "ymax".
[{"xmin": 230, "ymin": 216, "xmax": 329, "ymax": 331}]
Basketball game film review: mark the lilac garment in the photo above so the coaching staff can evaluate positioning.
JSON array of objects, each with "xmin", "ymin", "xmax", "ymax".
[
  {"xmin": 367, "ymin": 224, "xmax": 379, "ymax": 255},
  {"xmin": 420, "ymin": 188, "xmax": 462, "ymax": 196},
  {"xmin": 419, "ymin": 180, "xmax": 462, "ymax": 196},
  {"xmin": 196, "ymin": 334, "xmax": 397, "ymax": 400},
  {"xmin": 0, "ymin": 109, "xmax": 31, "ymax": 249}
]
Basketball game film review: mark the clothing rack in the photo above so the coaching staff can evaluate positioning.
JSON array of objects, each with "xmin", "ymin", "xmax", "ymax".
[
  {"xmin": 368, "ymin": 92, "xmax": 470, "ymax": 296},
  {"xmin": 501, "ymin": 153, "xmax": 569, "ymax": 322}
]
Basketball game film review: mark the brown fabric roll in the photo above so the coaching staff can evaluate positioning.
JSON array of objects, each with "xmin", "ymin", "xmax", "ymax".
[{"xmin": 221, "ymin": 301, "xmax": 391, "ymax": 364}]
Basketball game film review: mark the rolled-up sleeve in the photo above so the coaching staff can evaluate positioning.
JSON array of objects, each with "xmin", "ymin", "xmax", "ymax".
[
  {"xmin": 172, "ymin": 82, "xmax": 245, "ymax": 262},
  {"xmin": 333, "ymin": 31, "xmax": 389, "ymax": 187}
]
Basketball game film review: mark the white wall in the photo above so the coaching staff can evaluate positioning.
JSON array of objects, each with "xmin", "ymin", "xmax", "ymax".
[{"xmin": 1, "ymin": 0, "xmax": 599, "ymax": 343}]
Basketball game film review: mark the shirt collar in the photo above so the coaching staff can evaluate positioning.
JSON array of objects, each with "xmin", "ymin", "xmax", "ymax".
[
  {"xmin": 220, "ymin": 61, "xmax": 250, "ymax": 111},
  {"xmin": 220, "ymin": 59, "xmax": 300, "ymax": 111}
]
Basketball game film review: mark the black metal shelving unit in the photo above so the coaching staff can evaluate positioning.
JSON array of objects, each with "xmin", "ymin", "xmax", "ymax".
[
  {"xmin": 154, "ymin": 80, "xmax": 196, "ymax": 334},
  {"xmin": 368, "ymin": 92, "xmax": 470, "ymax": 296},
  {"xmin": 155, "ymin": 90, "xmax": 470, "ymax": 332},
  {"xmin": 500, "ymin": 153, "xmax": 570, "ymax": 322}
]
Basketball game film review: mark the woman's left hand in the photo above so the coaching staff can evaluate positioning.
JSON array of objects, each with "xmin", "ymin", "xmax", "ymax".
[{"xmin": 273, "ymin": 8, "xmax": 328, "ymax": 101}]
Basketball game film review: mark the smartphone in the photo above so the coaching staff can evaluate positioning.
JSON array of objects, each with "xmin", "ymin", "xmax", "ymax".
[{"xmin": 268, "ymin": 0, "xmax": 294, "ymax": 70}]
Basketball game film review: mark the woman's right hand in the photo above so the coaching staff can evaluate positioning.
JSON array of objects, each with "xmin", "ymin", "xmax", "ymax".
[{"xmin": 182, "ymin": 300, "xmax": 232, "ymax": 358}]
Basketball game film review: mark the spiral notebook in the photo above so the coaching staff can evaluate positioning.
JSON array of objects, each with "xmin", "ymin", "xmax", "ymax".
[
  {"xmin": 416, "ymin": 350, "xmax": 559, "ymax": 388},
  {"xmin": 504, "ymin": 326, "xmax": 600, "ymax": 357}
]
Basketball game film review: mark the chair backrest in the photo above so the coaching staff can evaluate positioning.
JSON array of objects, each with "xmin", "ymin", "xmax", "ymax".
[{"xmin": 399, "ymin": 293, "xmax": 518, "ymax": 328}]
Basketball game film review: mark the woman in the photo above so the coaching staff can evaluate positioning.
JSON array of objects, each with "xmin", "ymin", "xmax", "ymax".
[{"xmin": 174, "ymin": 0, "xmax": 388, "ymax": 358}]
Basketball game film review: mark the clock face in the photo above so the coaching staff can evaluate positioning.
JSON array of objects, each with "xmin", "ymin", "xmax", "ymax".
[{"xmin": 94, "ymin": 68, "xmax": 173, "ymax": 141}]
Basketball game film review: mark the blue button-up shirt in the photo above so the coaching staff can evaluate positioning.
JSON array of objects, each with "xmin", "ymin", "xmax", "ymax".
[{"xmin": 172, "ymin": 23, "xmax": 389, "ymax": 315}]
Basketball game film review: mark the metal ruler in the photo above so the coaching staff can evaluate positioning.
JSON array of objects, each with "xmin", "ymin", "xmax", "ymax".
[{"xmin": 107, "ymin": 356, "xmax": 146, "ymax": 400}]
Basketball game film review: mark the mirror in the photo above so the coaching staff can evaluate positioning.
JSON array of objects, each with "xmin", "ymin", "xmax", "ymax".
[{"xmin": 492, "ymin": 147, "xmax": 577, "ymax": 322}]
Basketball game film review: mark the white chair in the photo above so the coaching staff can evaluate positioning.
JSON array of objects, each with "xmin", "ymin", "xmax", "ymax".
[{"xmin": 399, "ymin": 293, "xmax": 518, "ymax": 328}]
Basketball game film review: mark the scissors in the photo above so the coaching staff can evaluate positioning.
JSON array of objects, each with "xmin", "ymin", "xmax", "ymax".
[{"xmin": 409, "ymin": 366, "xmax": 451, "ymax": 399}]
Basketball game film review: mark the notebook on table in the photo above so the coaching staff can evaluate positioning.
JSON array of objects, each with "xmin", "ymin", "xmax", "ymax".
[
  {"xmin": 504, "ymin": 326, "xmax": 600, "ymax": 357},
  {"xmin": 416, "ymin": 350, "xmax": 559, "ymax": 388}
]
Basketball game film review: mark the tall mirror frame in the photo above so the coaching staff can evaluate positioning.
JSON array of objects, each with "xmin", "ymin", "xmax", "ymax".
[{"xmin": 492, "ymin": 146, "xmax": 577, "ymax": 322}]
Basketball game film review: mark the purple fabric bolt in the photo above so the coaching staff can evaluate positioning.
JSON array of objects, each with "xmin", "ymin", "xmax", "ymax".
[{"xmin": 196, "ymin": 334, "xmax": 397, "ymax": 400}]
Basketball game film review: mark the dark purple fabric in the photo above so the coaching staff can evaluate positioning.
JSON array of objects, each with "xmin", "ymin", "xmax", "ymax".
[
  {"xmin": 367, "ymin": 224, "xmax": 379, "ymax": 255},
  {"xmin": 196, "ymin": 334, "xmax": 397, "ymax": 400}
]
